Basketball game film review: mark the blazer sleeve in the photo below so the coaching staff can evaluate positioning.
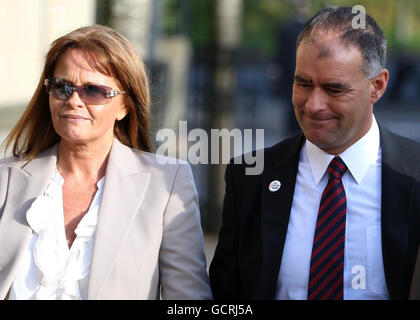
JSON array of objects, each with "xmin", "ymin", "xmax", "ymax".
[
  {"xmin": 159, "ymin": 162, "xmax": 212, "ymax": 299},
  {"xmin": 209, "ymin": 162, "xmax": 242, "ymax": 299},
  {"xmin": 0, "ymin": 166, "xmax": 9, "ymax": 218}
]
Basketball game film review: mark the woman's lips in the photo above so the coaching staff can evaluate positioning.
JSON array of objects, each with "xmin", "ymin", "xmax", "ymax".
[{"xmin": 61, "ymin": 114, "xmax": 88, "ymax": 122}]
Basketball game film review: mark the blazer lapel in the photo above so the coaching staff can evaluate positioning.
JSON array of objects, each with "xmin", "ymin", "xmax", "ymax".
[
  {"xmin": 255, "ymin": 134, "xmax": 304, "ymax": 299},
  {"xmin": 0, "ymin": 146, "xmax": 58, "ymax": 298},
  {"xmin": 380, "ymin": 126, "xmax": 418, "ymax": 299},
  {"xmin": 88, "ymin": 139, "xmax": 150, "ymax": 299}
]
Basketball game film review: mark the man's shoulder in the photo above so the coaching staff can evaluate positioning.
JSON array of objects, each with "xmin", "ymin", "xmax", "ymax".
[
  {"xmin": 235, "ymin": 133, "xmax": 304, "ymax": 161},
  {"xmin": 227, "ymin": 133, "xmax": 304, "ymax": 177},
  {"xmin": 380, "ymin": 126, "xmax": 420, "ymax": 156},
  {"xmin": 380, "ymin": 126, "xmax": 420, "ymax": 178},
  {"xmin": 264, "ymin": 133, "xmax": 305, "ymax": 158}
]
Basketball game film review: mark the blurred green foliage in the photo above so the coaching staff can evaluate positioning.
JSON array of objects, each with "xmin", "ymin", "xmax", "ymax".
[
  {"xmin": 162, "ymin": 0, "xmax": 215, "ymax": 49},
  {"xmin": 161, "ymin": 0, "xmax": 420, "ymax": 54},
  {"xmin": 242, "ymin": 0, "xmax": 420, "ymax": 54},
  {"xmin": 311, "ymin": 0, "xmax": 420, "ymax": 51},
  {"xmin": 241, "ymin": 0, "xmax": 295, "ymax": 54}
]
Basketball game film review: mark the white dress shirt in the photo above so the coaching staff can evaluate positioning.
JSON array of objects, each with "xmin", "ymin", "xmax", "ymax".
[
  {"xmin": 276, "ymin": 116, "xmax": 390, "ymax": 300},
  {"xmin": 9, "ymin": 169, "xmax": 104, "ymax": 300}
]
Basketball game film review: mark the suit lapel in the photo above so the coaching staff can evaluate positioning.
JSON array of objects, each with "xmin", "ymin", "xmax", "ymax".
[
  {"xmin": 380, "ymin": 126, "xmax": 417, "ymax": 299},
  {"xmin": 255, "ymin": 134, "xmax": 304, "ymax": 299},
  {"xmin": 0, "ymin": 146, "xmax": 58, "ymax": 298},
  {"xmin": 409, "ymin": 246, "xmax": 420, "ymax": 299},
  {"xmin": 88, "ymin": 139, "xmax": 150, "ymax": 299}
]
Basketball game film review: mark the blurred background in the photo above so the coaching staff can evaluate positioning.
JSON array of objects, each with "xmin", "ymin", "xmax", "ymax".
[{"xmin": 1, "ymin": 0, "xmax": 420, "ymax": 266}]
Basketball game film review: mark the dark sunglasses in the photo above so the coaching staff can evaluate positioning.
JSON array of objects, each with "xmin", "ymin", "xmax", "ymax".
[{"xmin": 44, "ymin": 77, "xmax": 125, "ymax": 105}]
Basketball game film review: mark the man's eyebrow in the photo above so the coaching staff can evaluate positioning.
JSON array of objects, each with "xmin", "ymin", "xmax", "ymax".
[
  {"xmin": 294, "ymin": 75, "xmax": 350, "ymax": 90},
  {"xmin": 322, "ymin": 82, "xmax": 349, "ymax": 90},
  {"xmin": 294, "ymin": 75, "xmax": 312, "ymax": 83}
]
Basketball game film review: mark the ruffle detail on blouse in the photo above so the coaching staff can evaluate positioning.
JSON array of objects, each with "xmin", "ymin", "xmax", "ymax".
[{"xmin": 23, "ymin": 170, "xmax": 104, "ymax": 300}]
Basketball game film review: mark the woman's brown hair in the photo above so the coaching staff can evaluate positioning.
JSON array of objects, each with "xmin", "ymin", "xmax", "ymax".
[{"xmin": 2, "ymin": 24, "xmax": 152, "ymax": 159}]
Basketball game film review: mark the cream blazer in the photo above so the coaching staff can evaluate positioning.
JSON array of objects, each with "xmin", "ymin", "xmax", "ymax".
[{"xmin": 0, "ymin": 139, "xmax": 212, "ymax": 300}]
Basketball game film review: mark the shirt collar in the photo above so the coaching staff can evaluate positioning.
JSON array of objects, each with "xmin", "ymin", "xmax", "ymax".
[{"xmin": 305, "ymin": 115, "xmax": 380, "ymax": 185}]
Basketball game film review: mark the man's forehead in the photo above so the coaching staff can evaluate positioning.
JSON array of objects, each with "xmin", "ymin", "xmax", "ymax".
[
  {"xmin": 299, "ymin": 34, "xmax": 361, "ymax": 61},
  {"xmin": 317, "ymin": 45, "xmax": 333, "ymax": 59},
  {"xmin": 295, "ymin": 36, "xmax": 366, "ymax": 82},
  {"xmin": 305, "ymin": 28, "xmax": 342, "ymax": 44}
]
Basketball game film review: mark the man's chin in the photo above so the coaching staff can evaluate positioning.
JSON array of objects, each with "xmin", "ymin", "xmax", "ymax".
[
  {"xmin": 305, "ymin": 134, "xmax": 342, "ymax": 154},
  {"xmin": 304, "ymin": 131, "xmax": 331, "ymax": 146}
]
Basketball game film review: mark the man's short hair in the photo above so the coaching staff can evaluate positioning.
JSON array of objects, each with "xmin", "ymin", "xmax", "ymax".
[{"xmin": 296, "ymin": 6, "xmax": 387, "ymax": 78}]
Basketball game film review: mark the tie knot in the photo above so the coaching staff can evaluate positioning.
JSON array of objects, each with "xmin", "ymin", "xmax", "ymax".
[{"xmin": 328, "ymin": 156, "xmax": 347, "ymax": 180}]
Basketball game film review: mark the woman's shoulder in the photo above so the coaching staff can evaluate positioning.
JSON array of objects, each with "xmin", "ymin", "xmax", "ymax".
[
  {"xmin": 0, "ymin": 156, "xmax": 24, "ymax": 188},
  {"xmin": 0, "ymin": 144, "xmax": 57, "ymax": 169},
  {"xmin": 130, "ymin": 148, "xmax": 190, "ymax": 172},
  {"xmin": 111, "ymin": 140, "xmax": 193, "ymax": 182},
  {"xmin": 0, "ymin": 155, "xmax": 27, "ymax": 168},
  {"xmin": 124, "ymin": 149, "xmax": 195, "ymax": 190}
]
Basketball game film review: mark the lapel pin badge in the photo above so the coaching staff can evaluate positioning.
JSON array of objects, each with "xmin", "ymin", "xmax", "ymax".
[{"xmin": 269, "ymin": 180, "xmax": 281, "ymax": 192}]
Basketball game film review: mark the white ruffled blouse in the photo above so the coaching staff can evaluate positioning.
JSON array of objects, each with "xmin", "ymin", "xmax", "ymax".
[{"xmin": 9, "ymin": 169, "xmax": 105, "ymax": 300}]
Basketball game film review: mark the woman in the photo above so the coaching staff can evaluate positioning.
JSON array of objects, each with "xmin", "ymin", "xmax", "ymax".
[{"xmin": 0, "ymin": 25, "xmax": 212, "ymax": 300}]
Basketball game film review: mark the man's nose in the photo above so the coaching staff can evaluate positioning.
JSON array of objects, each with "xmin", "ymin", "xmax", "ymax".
[{"xmin": 305, "ymin": 88, "xmax": 327, "ymax": 113}]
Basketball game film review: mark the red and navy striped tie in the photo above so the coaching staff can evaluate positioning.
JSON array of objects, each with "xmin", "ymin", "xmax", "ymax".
[{"xmin": 308, "ymin": 156, "xmax": 347, "ymax": 300}]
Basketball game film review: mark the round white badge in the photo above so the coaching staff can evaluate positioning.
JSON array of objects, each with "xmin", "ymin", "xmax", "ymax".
[{"xmin": 269, "ymin": 180, "xmax": 281, "ymax": 192}]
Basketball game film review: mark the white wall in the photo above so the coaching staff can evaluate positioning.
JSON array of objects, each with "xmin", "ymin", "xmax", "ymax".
[
  {"xmin": 0, "ymin": 0, "xmax": 96, "ymax": 109},
  {"xmin": 0, "ymin": 0, "xmax": 96, "ymax": 147}
]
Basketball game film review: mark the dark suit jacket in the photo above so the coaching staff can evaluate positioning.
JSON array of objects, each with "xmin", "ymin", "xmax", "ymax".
[
  {"xmin": 209, "ymin": 126, "xmax": 420, "ymax": 300},
  {"xmin": 410, "ymin": 246, "xmax": 420, "ymax": 299}
]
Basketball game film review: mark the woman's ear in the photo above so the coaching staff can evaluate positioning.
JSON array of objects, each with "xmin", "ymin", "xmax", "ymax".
[
  {"xmin": 370, "ymin": 69, "xmax": 389, "ymax": 104},
  {"xmin": 116, "ymin": 105, "xmax": 128, "ymax": 121}
]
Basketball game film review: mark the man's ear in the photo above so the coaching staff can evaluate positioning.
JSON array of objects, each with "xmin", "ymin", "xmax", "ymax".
[{"xmin": 370, "ymin": 69, "xmax": 389, "ymax": 104}]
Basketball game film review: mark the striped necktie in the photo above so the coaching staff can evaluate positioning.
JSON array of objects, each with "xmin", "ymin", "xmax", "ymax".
[{"xmin": 308, "ymin": 156, "xmax": 347, "ymax": 300}]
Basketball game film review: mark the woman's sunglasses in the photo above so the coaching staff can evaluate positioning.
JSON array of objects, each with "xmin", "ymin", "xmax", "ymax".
[{"xmin": 44, "ymin": 77, "xmax": 125, "ymax": 105}]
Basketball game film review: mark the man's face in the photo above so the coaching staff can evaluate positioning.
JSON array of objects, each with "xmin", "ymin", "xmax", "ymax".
[{"xmin": 292, "ymin": 37, "xmax": 376, "ymax": 154}]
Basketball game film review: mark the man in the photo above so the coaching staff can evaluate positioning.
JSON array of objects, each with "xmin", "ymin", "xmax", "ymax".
[{"xmin": 209, "ymin": 7, "xmax": 420, "ymax": 300}]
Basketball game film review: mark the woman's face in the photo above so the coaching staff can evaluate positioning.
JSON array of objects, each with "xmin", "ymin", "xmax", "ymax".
[{"xmin": 49, "ymin": 48, "xmax": 127, "ymax": 147}]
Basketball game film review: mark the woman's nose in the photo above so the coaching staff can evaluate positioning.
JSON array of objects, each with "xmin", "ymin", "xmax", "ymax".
[{"xmin": 66, "ymin": 89, "xmax": 85, "ymax": 108}]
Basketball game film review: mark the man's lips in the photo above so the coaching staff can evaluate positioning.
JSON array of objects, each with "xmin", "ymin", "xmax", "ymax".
[
  {"xmin": 303, "ymin": 113, "xmax": 336, "ymax": 122},
  {"xmin": 308, "ymin": 117, "xmax": 333, "ymax": 121},
  {"xmin": 302, "ymin": 115, "xmax": 337, "ymax": 128}
]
